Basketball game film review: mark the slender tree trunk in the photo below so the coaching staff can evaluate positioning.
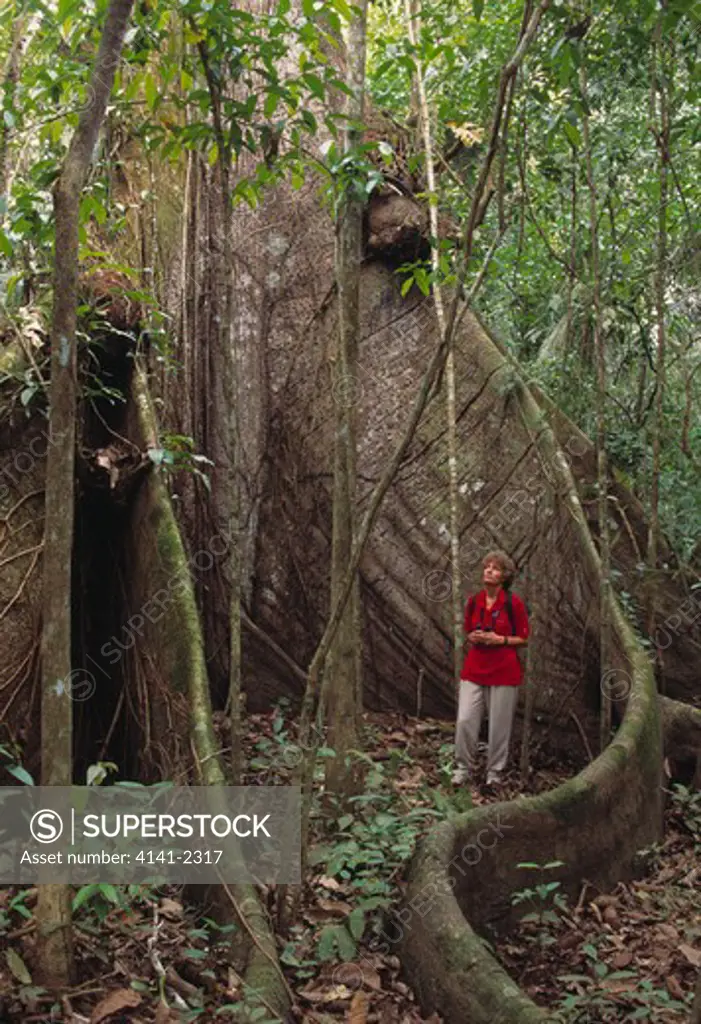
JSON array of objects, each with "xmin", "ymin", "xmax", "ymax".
[
  {"xmin": 520, "ymin": 499, "xmax": 544, "ymax": 780},
  {"xmin": 403, "ymin": 0, "xmax": 461, "ymax": 685},
  {"xmin": 323, "ymin": 0, "xmax": 368, "ymax": 797},
  {"xmin": 680, "ymin": 345, "xmax": 700, "ymax": 470},
  {"xmin": 564, "ymin": 141, "xmax": 578, "ymax": 357},
  {"xmin": 37, "ymin": 0, "xmax": 135, "ymax": 989},
  {"xmin": 646, "ymin": 19, "xmax": 669, "ymax": 642},
  {"xmin": 195, "ymin": 34, "xmax": 243, "ymax": 785},
  {"xmin": 580, "ymin": 62, "xmax": 611, "ymax": 753}
]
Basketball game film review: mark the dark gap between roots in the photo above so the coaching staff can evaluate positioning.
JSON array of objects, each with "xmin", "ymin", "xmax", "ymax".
[{"xmin": 72, "ymin": 345, "xmax": 140, "ymax": 782}]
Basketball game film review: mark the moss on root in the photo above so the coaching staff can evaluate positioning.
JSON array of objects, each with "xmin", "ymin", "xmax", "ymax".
[{"xmin": 131, "ymin": 364, "xmax": 290, "ymax": 1021}]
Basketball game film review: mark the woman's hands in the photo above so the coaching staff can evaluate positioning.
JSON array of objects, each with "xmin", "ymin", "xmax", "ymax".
[{"xmin": 467, "ymin": 630, "xmax": 505, "ymax": 646}]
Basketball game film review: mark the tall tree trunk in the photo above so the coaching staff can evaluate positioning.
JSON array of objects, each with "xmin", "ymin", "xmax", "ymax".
[
  {"xmin": 403, "ymin": 0, "xmax": 461, "ymax": 684},
  {"xmin": 194, "ymin": 30, "xmax": 243, "ymax": 786},
  {"xmin": 323, "ymin": 0, "xmax": 368, "ymax": 797},
  {"xmin": 564, "ymin": 140, "xmax": 578, "ymax": 357},
  {"xmin": 646, "ymin": 17, "xmax": 669, "ymax": 643},
  {"xmin": 580, "ymin": 62, "xmax": 611, "ymax": 752},
  {"xmin": 37, "ymin": 0, "xmax": 135, "ymax": 988}
]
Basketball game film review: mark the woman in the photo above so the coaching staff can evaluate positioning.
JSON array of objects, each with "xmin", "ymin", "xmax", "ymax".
[{"xmin": 453, "ymin": 551, "xmax": 529, "ymax": 790}]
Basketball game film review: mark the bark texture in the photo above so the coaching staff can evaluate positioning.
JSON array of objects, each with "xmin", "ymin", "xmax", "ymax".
[{"xmin": 37, "ymin": 0, "xmax": 136, "ymax": 988}]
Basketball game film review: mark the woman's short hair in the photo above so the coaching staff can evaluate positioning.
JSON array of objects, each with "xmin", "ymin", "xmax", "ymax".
[{"xmin": 482, "ymin": 550, "xmax": 516, "ymax": 589}]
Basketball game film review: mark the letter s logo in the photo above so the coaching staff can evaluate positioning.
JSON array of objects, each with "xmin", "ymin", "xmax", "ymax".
[{"xmin": 30, "ymin": 809, "xmax": 64, "ymax": 844}]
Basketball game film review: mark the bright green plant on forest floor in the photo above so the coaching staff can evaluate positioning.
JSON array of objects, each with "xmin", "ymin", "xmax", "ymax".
[
  {"xmin": 258, "ymin": 706, "xmax": 471, "ymax": 973},
  {"xmin": 511, "ymin": 859, "xmax": 568, "ymax": 942}
]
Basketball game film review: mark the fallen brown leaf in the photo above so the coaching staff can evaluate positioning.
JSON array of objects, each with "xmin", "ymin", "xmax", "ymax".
[
  {"xmin": 347, "ymin": 990, "xmax": 368, "ymax": 1024},
  {"xmin": 317, "ymin": 876, "xmax": 344, "ymax": 892},
  {"xmin": 90, "ymin": 988, "xmax": 142, "ymax": 1023},
  {"xmin": 332, "ymin": 962, "xmax": 382, "ymax": 991},
  {"xmin": 299, "ymin": 981, "xmax": 353, "ymax": 1004},
  {"xmin": 159, "ymin": 898, "xmax": 183, "ymax": 920},
  {"xmin": 154, "ymin": 1004, "xmax": 180, "ymax": 1023},
  {"xmin": 317, "ymin": 898, "xmax": 353, "ymax": 917},
  {"xmin": 666, "ymin": 975, "xmax": 685, "ymax": 1000},
  {"xmin": 612, "ymin": 951, "xmax": 633, "ymax": 969},
  {"xmin": 679, "ymin": 943, "xmax": 701, "ymax": 968}
]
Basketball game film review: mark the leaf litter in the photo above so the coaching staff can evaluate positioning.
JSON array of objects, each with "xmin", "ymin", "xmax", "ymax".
[{"xmin": 0, "ymin": 708, "xmax": 696, "ymax": 1022}]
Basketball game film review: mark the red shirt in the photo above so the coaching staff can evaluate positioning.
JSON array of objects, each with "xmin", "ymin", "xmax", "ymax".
[{"xmin": 460, "ymin": 589, "xmax": 529, "ymax": 686}]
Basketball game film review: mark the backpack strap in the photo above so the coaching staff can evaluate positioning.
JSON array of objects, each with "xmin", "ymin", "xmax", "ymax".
[{"xmin": 505, "ymin": 591, "xmax": 517, "ymax": 636}]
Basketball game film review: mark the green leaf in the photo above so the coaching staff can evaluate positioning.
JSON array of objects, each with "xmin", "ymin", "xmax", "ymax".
[
  {"xmin": 98, "ymin": 884, "xmax": 120, "ymax": 904},
  {"xmin": 87, "ymin": 764, "xmax": 106, "ymax": 786},
  {"xmin": 562, "ymin": 121, "xmax": 581, "ymax": 147},
  {"xmin": 72, "ymin": 884, "xmax": 100, "ymax": 911},
  {"xmin": 147, "ymin": 448, "xmax": 166, "ymax": 465},
  {"xmin": 144, "ymin": 73, "xmax": 159, "ymax": 111},
  {"xmin": 7, "ymin": 764, "xmax": 34, "ymax": 785},
  {"xmin": 264, "ymin": 90, "xmax": 280, "ymax": 118},
  {"xmin": 184, "ymin": 947, "xmax": 207, "ymax": 960},
  {"xmin": 5, "ymin": 948, "xmax": 31, "ymax": 985},
  {"xmin": 57, "ymin": 0, "xmax": 75, "ymax": 25},
  {"xmin": 0, "ymin": 230, "xmax": 12, "ymax": 258},
  {"xmin": 472, "ymin": 0, "xmax": 484, "ymax": 19},
  {"xmin": 317, "ymin": 924, "xmax": 338, "ymax": 961},
  {"xmin": 335, "ymin": 924, "xmax": 356, "ymax": 961},
  {"xmin": 348, "ymin": 907, "xmax": 365, "ymax": 940},
  {"xmin": 303, "ymin": 73, "xmax": 324, "ymax": 99}
]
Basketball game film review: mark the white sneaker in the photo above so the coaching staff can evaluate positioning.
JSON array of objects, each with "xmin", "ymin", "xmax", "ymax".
[
  {"xmin": 486, "ymin": 773, "xmax": 504, "ymax": 787},
  {"xmin": 451, "ymin": 767, "xmax": 470, "ymax": 785}
]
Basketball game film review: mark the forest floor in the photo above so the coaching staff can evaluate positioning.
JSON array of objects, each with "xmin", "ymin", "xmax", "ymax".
[{"xmin": 0, "ymin": 708, "xmax": 698, "ymax": 1023}]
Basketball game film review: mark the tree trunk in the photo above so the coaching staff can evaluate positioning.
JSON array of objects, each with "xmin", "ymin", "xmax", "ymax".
[
  {"xmin": 646, "ymin": 19, "xmax": 669, "ymax": 642},
  {"xmin": 194, "ymin": 29, "xmax": 243, "ymax": 786},
  {"xmin": 403, "ymin": 0, "xmax": 462, "ymax": 685},
  {"xmin": 580, "ymin": 62, "xmax": 611, "ymax": 753},
  {"xmin": 323, "ymin": 0, "xmax": 368, "ymax": 797},
  {"xmin": 36, "ymin": 0, "xmax": 135, "ymax": 989}
]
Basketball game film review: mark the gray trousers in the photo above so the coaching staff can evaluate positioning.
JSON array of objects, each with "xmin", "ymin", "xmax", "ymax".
[{"xmin": 455, "ymin": 680, "xmax": 520, "ymax": 780}]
